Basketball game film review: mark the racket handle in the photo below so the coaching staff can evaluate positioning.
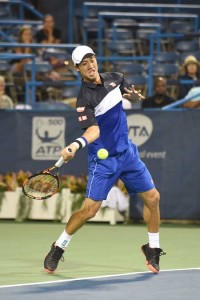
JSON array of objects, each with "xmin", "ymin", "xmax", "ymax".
[
  {"xmin": 54, "ymin": 148, "xmax": 72, "ymax": 168},
  {"xmin": 55, "ymin": 157, "xmax": 65, "ymax": 168}
]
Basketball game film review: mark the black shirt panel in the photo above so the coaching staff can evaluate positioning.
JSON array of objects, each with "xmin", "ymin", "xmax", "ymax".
[{"xmin": 76, "ymin": 72, "xmax": 130, "ymax": 130}]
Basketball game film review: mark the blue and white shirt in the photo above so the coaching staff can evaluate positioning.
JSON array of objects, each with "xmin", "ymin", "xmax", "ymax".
[{"xmin": 76, "ymin": 72, "xmax": 132, "ymax": 159}]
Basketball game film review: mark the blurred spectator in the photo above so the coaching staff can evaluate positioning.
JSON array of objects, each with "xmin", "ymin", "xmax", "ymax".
[
  {"xmin": 42, "ymin": 49, "xmax": 79, "ymax": 101},
  {"xmin": 177, "ymin": 55, "xmax": 200, "ymax": 100},
  {"xmin": 0, "ymin": 76, "xmax": 14, "ymax": 109},
  {"xmin": 12, "ymin": 26, "xmax": 35, "ymax": 74},
  {"xmin": 44, "ymin": 49, "xmax": 67, "ymax": 81},
  {"xmin": 183, "ymin": 86, "xmax": 200, "ymax": 108},
  {"xmin": 101, "ymin": 180, "xmax": 129, "ymax": 223},
  {"xmin": 11, "ymin": 26, "xmax": 39, "ymax": 103},
  {"xmin": 142, "ymin": 76, "xmax": 175, "ymax": 108},
  {"xmin": 35, "ymin": 14, "xmax": 61, "ymax": 44}
]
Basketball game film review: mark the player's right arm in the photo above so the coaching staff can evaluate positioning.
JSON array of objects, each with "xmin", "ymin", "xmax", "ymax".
[
  {"xmin": 61, "ymin": 125, "xmax": 100, "ymax": 161},
  {"xmin": 82, "ymin": 125, "xmax": 100, "ymax": 143},
  {"xmin": 61, "ymin": 91, "xmax": 100, "ymax": 161}
]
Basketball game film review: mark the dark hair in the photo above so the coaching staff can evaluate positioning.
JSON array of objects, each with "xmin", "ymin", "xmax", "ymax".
[
  {"xmin": 154, "ymin": 76, "xmax": 166, "ymax": 87},
  {"xmin": 43, "ymin": 14, "xmax": 54, "ymax": 22}
]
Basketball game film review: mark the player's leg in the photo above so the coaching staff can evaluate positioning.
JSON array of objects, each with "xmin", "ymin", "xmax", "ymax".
[
  {"xmin": 138, "ymin": 188, "xmax": 166, "ymax": 274},
  {"xmin": 44, "ymin": 157, "xmax": 119, "ymax": 274},
  {"xmin": 65, "ymin": 197, "xmax": 102, "ymax": 235},
  {"xmin": 120, "ymin": 144, "xmax": 166, "ymax": 273},
  {"xmin": 139, "ymin": 188, "xmax": 160, "ymax": 234},
  {"xmin": 44, "ymin": 197, "xmax": 102, "ymax": 274}
]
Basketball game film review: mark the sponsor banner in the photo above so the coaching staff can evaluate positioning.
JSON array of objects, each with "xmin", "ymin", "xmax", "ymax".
[
  {"xmin": 126, "ymin": 110, "xmax": 200, "ymax": 220},
  {"xmin": 127, "ymin": 113, "xmax": 153, "ymax": 147},
  {"xmin": 32, "ymin": 117, "xmax": 65, "ymax": 160},
  {"xmin": 0, "ymin": 110, "xmax": 199, "ymax": 220}
]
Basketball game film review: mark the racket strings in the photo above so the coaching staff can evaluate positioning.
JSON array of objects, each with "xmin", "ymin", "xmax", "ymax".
[{"xmin": 23, "ymin": 173, "xmax": 58, "ymax": 198}]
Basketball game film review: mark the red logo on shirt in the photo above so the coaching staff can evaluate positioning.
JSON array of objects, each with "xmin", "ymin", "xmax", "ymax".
[{"xmin": 79, "ymin": 116, "xmax": 87, "ymax": 122}]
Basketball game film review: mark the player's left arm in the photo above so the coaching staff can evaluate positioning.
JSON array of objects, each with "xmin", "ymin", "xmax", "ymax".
[
  {"xmin": 120, "ymin": 74, "xmax": 145, "ymax": 103},
  {"xmin": 123, "ymin": 85, "xmax": 145, "ymax": 103}
]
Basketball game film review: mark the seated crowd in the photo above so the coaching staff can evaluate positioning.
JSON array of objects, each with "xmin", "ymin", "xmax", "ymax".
[
  {"xmin": 1, "ymin": 11, "xmax": 200, "ymax": 109},
  {"xmin": 1, "ymin": 14, "xmax": 78, "ymax": 106}
]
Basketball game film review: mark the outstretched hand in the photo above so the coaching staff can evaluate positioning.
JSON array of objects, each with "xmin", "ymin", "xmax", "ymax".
[{"xmin": 123, "ymin": 85, "xmax": 145, "ymax": 103}]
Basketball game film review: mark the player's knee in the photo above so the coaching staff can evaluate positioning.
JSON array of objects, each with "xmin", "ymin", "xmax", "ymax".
[
  {"xmin": 145, "ymin": 189, "xmax": 160, "ymax": 209},
  {"xmin": 80, "ymin": 206, "xmax": 99, "ymax": 221},
  {"xmin": 87, "ymin": 208, "xmax": 98, "ymax": 220}
]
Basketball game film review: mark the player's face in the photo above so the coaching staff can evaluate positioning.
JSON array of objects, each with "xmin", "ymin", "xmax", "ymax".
[{"xmin": 77, "ymin": 55, "xmax": 100, "ymax": 83}]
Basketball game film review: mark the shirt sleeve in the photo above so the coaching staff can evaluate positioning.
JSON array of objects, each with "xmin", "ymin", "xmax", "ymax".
[
  {"xmin": 76, "ymin": 99, "xmax": 98, "ymax": 130},
  {"xmin": 119, "ymin": 73, "xmax": 132, "ymax": 94}
]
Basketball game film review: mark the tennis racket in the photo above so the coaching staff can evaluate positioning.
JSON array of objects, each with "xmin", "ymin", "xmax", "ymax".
[{"xmin": 22, "ymin": 152, "xmax": 70, "ymax": 200}]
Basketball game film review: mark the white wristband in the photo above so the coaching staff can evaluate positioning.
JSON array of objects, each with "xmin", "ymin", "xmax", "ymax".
[
  {"xmin": 71, "ymin": 137, "xmax": 88, "ymax": 150},
  {"xmin": 76, "ymin": 137, "xmax": 88, "ymax": 148},
  {"xmin": 71, "ymin": 142, "xmax": 80, "ymax": 150}
]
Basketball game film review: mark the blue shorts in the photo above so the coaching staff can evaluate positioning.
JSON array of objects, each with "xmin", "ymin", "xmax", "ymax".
[{"xmin": 86, "ymin": 143, "xmax": 155, "ymax": 201}]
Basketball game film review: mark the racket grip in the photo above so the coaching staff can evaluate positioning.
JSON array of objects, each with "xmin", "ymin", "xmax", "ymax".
[
  {"xmin": 55, "ymin": 148, "xmax": 72, "ymax": 168},
  {"xmin": 55, "ymin": 157, "xmax": 65, "ymax": 168}
]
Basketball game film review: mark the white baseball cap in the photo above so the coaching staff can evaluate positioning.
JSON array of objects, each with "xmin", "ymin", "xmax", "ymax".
[{"xmin": 72, "ymin": 45, "xmax": 95, "ymax": 65}]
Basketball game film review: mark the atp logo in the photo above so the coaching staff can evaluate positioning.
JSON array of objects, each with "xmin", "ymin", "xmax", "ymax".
[
  {"xmin": 32, "ymin": 117, "xmax": 65, "ymax": 160},
  {"xmin": 127, "ymin": 114, "xmax": 153, "ymax": 146}
]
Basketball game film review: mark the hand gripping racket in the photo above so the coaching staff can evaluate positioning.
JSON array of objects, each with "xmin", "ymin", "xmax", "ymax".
[{"xmin": 22, "ymin": 151, "xmax": 71, "ymax": 200}]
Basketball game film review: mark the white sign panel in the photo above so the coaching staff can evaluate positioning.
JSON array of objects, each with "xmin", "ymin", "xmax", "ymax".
[
  {"xmin": 32, "ymin": 117, "xmax": 65, "ymax": 160},
  {"xmin": 127, "ymin": 114, "xmax": 153, "ymax": 147}
]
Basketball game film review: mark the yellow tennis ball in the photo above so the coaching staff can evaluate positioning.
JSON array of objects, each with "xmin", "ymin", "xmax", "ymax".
[{"xmin": 97, "ymin": 148, "xmax": 109, "ymax": 159}]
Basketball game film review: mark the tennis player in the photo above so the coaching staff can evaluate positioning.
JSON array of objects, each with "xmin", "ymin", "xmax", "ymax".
[{"xmin": 44, "ymin": 45, "xmax": 166, "ymax": 274}]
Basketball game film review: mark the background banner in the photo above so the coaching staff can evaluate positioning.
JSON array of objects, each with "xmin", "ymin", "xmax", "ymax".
[{"xmin": 0, "ymin": 109, "xmax": 199, "ymax": 220}]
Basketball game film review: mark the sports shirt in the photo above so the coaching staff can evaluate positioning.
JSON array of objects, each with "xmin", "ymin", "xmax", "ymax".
[{"xmin": 76, "ymin": 72, "xmax": 132, "ymax": 158}]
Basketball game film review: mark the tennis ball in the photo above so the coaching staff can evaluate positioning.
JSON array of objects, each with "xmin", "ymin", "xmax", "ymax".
[{"xmin": 97, "ymin": 148, "xmax": 109, "ymax": 159}]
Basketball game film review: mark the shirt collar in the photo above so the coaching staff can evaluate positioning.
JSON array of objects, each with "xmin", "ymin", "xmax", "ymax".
[{"xmin": 82, "ymin": 74, "xmax": 104, "ymax": 89}]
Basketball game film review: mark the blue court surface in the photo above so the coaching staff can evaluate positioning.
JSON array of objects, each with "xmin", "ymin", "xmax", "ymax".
[{"xmin": 0, "ymin": 269, "xmax": 199, "ymax": 300}]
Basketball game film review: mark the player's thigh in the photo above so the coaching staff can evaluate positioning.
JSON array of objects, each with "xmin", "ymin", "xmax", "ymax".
[
  {"xmin": 86, "ymin": 158, "xmax": 120, "ymax": 200},
  {"xmin": 86, "ymin": 173, "xmax": 119, "ymax": 200},
  {"xmin": 120, "ymin": 161, "xmax": 155, "ymax": 195}
]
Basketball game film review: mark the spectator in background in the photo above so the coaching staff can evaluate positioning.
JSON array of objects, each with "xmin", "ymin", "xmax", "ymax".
[
  {"xmin": 35, "ymin": 14, "xmax": 61, "ymax": 44},
  {"xmin": 142, "ymin": 76, "xmax": 175, "ymax": 108},
  {"xmin": 177, "ymin": 55, "xmax": 200, "ymax": 100},
  {"xmin": 0, "ymin": 76, "xmax": 14, "ymax": 109},
  {"xmin": 183, "ymin": 86, "xmax": 200, "ymax": 108},
  {"xmin": 101, "ymin": 180, "xmax": 129, "ymax": 224},
  {"xmin": 12, "ymin": 26, "xmax": 35, "ymax": 74}
]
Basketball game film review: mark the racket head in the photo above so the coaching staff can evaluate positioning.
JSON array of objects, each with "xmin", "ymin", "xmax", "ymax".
[{"xmin": 22, "ymin": 171, "xmax": 59, "ymax": 200}]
